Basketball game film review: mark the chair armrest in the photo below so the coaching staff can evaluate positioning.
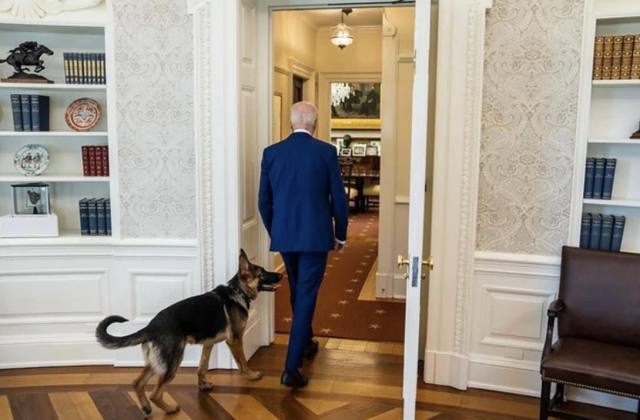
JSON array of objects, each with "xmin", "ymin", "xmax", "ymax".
[
  {"xmin": 542, "ymin": 300, "xmax": 564, "ymax": 364},
  {"xmin": 547, "ymin": 299, "xmax": 564, "ymax": 318}
]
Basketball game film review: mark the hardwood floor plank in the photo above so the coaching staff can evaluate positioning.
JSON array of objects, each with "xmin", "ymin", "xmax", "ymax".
[
  {"xmin": 50, "ymin": 392, "xmax": 104, "ymax": 420},
  {"xmin": 368, "ymin": 408, "xmax": 440, "ymax": 420},
  {"xmin": 90, "ymin": 390, "xmax": 142, "ymax": 420},
  {"xmin": 0, "ymin": 395, "xmax": 14, "ymax": 420},
  {"xmin": 325, "ymin": 339, "xmax": 341, "ymax": 349},
  {"xmin": 171, "ymin": 390, "xmax": 234, "ymax": 420},
  {"xmin": 295, "ymin": 397, "xmax": 349, "ymax": 415},
  {"xmin": 210, "ymin": 393, "xmax": 279, "ymax": 420},
  {"xmin": 460, "ymin": 394, "xmax": 537, "ymax": 419},
  {"xmin": 254, "ymin": 394, "xmax": 316, "ymax": 420},
  {"xmin": 9, "ymin": 393, "xmax": 58, "ymax": 420},
  {"xmin": 127, "ymin": 391, "xmax": 191, "ymax": 419}
]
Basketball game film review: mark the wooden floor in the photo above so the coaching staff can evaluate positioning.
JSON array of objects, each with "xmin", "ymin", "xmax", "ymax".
[{"xmin": 0, "ymin": 340, "xmax": 635, "ymax": 420}]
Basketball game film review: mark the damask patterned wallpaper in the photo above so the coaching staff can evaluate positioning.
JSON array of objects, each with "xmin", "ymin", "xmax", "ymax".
[
  {"xmin": 476, "ymin": 0, "xmax": 585, "ymax": 255},
  {"xmin": 113, "ymin": 0, "xmax": 196, "ymax": 238}
]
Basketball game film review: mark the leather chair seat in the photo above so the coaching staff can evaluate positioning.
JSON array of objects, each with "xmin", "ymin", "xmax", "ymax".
[{"xmin": 542, "ymin": 337, "xmax": 640, "ymax": 398}]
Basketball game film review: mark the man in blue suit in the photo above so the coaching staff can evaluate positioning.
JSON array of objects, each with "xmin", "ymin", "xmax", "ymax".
[{"xmin": 259, "ymin": 101, "xmax": 349, "ymax": 388}]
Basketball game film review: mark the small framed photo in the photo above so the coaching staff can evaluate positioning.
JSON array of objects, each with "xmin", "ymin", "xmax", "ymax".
[
  {"xmin": 366, "ymin": 146, "xmax": 379, "ymax": 156},
  {"xmin": 352, "ymin": 144, "xmax": 366, "ymax": 157},
  {"xmin": 340, "ymin": 148, "xmax": 352, "ymax": 156}
]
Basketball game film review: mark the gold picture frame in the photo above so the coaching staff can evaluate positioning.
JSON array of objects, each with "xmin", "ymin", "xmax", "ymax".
[{"xmin": 331, "ymin": 118, "xmax": 381, "ymax": 130}]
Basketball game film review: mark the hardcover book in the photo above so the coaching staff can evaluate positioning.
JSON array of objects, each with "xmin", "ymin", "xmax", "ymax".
[
  {"xmin": 592, "ymin": 158, "xmax": 606, "ymax": 199},
  {"xmin": 611, "ymin": 36, "xmax": 623, "ymax": 79},
  {"xmin": 602, "ymin": 36, "xmax": 614, "ymax": 80},
  {"xmin": 63, "ymin": 52, "xmax": 71, "ymax": 84},
  {"xmin": 72, "ymin": 53, "xmax": 79, "ymax": 84},
  {"xmin": 10, "ymin": 94, "xmax": 23, "ymax": 131},
  {"xmin": 79, "ymin": 198, "xmax": 90, "ymax": 236},
  {"xmin": 580, "ymin": 213, "xmax": 592, "ymax": 249},
  {"xmin": 30, "ymin": 95, "xmax": 50, "ymax": 132},
  {"xmin": 79, "ymin": 53, "xmax": 86, "ymax": 84},
  {"xmin": 20, "ymin": 95, "xmax": 31, "ymax": 131},
  {"xmin": 88, "ymin": 146, "xmax": 97, "ymax": 176},
  {"xmin": 105, "ymin": 198, "xmax": 112, "ymax": 236},
  {"xmin": 101, "ymin": 146, "xmax": 109, "ymax": 176},
  {"xmin": 600, "ymin": 214, "xmax": 614, "ymax": 251},
  {"xmin": 95, "ymin": 146, "xmax": 104, "ymax": 176},
  {"xmin": 82, "ymin": 146, "xmax": 90, "ymax": 176},
  {"xmin": 611, "ymin": 215, "xmax": 626, "ymax": 252},
  {"xmin": 96, "ymin": 198, "xmax": 107, "ymax": 236},
  {"xmin": 87, "ymin": 198, "xmax": 98, "ymax": 236},
  {"xmin": 584, "ymin": 158, "xmax": 595, "ymax": 198},
  {"xmin": 632, "ymin": 34, "xmax": 640, "ymax": 79},
  {"xmin": 593, "ymin": 37, "xmax": 604, "ymax": 80},
  {"xmin": 621, "ymin": 35, "xmax": 635, "ymax": 79},
  {"xmin": 589, "ymin": 213, "xmax": 603, "ymax": 250},
  {"xmin": 602, "ymin": 158, "xmax": 617, "ymax": 200}
]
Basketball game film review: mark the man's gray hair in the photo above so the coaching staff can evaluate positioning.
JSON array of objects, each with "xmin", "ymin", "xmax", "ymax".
[{"xmin": 290, "ymin": 101, "xmax": 318, "ymax": 126}]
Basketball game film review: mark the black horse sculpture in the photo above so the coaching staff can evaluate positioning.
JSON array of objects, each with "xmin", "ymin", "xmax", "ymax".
[{"xmin": 0, "ymin": 42, "xmax": 54, "ymax": 83}]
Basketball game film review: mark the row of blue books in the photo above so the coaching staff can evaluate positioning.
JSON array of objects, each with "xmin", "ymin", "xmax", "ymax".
[
  {"xmin": 583, "ymin": 157, "xmax": 617, "ymax": 199},
  {"xmin": 79, "ymin": 198, "xmax": 112, "ymax": 236},
  {"xmin": 580, "ymin": 213, "xmax": 625, "ymax": 251},
  {"xmin": 63, "ymin": 52, "xmax": 106, "ymax": 85},
  {"xmin": 10, "ymin": 94, "xmax": 50, "ymax": 132}
]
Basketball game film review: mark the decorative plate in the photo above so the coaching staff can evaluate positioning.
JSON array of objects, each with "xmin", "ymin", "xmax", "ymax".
[
  {"xmin": 65, "ymin": 98, "xmax": 102, "ymax": 132},
  {"xmin": 14, "ymin": 144, "xmax": 50, "ymax": 176}
]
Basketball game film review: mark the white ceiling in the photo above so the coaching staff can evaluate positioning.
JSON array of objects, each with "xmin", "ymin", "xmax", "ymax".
[{"xmin": 297, "ymin": 8, "xmax": 384, "ymax": 28}]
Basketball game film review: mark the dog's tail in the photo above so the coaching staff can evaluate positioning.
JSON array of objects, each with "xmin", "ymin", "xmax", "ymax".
[{"xmin": 95, "ymin": 315, "xmax": 149, "ymax": 349}]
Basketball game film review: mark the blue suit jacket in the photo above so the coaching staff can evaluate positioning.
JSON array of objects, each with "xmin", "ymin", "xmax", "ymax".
[{"xmin": 258, "ymin": 132, "xmax": 349, "ymax": 252}]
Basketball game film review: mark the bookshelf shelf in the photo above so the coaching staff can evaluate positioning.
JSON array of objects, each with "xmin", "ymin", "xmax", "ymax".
[
  {"xmin": 0, "ymin": 131, "xmax": 108, "ymax": 137},
  {"xmin": 592, "ymin": 80, "xmax": 640, "ymax": 87},
  {"xmin": 584, "ymin": 199, "xmax": 640, "ymax": 208},
  {"xmin": 0, "ymin": 230, "xmax": 113, "ymax": 247},
  {"xmin": 588, "ymin": 138, "xmax": 640, "ymax": 144},
  {"xmin": 0, "ymin": 83, "xmax": 107, "ymax": 91},
  {"xmin": 0, "ymin": 175, "xmax": 109, "ymax": 183}
]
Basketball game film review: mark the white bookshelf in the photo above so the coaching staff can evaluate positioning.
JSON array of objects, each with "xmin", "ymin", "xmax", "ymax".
[
  {"xmin": 0, "ymin": 18, "xmax": 118, "ymax": 241},
  {"xmin": 571, "ymin": 1, "xmax": 640, "ymax": 254}
]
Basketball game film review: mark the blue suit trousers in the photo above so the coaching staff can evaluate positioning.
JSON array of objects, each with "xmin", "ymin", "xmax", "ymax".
[{"xmin": 280, "ymin": 251, "xmax": 328, "ymax": 371}]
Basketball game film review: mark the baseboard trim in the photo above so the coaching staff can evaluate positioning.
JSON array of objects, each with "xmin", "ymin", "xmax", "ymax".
[{"xmin": 424, "ymin": 350, "xmax": 469, "ymax": 390}]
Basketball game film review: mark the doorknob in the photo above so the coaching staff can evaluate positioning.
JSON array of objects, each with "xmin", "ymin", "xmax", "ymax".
[
  {"xmin": 398, "ymin": 255, "xmax": 434, "ymax": 271},
  {"xmin": 397, "ymin": 255, "xmax": 410, "ymax": 269},
  {"xmin": 424, "ymin": 256, "xmax": 434, "ymax": 271}
]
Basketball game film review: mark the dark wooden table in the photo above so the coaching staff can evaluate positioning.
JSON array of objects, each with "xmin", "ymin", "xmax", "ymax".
[{"xmin": 351, "ymin": 170, "xmax": 380, "ymax": 213}]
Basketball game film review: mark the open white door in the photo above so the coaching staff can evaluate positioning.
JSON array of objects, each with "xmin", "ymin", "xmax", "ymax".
[{"xmin": 400, "ymin": 0, "xmax": 432, "ymax": 418}]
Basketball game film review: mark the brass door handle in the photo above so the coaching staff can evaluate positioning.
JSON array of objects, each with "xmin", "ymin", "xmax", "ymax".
[{"xmin": 398, "ymin": 255, "xmax": 435, "ymax": 271}]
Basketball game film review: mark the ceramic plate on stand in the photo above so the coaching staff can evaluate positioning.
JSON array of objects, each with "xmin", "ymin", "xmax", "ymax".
[
  {"xmin": 14, "ymin": 144, "xmax": 50, "ymax": 176},
  {"xmin": 65, "ymin": 98, "xmax": 102, "ymax": 132}
]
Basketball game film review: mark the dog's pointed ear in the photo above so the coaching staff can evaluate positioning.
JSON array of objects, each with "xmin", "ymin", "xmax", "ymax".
[{"xmin": 239, "ymin": 249, "xmax": 250, "ymax": 273}]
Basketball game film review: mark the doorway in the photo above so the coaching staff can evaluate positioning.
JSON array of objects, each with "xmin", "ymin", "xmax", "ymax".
[{"xmin": 272, "ymin": 7, "xmax": 409, "ymax": 346}]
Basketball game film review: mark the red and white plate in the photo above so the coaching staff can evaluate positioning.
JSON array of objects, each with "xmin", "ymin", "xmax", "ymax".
[{"xmin": 65, "ymin": 98, "xmax": 102, "ymax": 132}]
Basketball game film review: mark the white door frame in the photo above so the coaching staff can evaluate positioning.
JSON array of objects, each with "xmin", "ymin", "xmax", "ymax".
[{"xmin": 188, "ymin": 0, "xmax": 493, "ymax": 389}]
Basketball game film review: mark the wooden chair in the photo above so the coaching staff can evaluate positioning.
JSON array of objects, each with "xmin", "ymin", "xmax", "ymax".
[
  {"xmin": 540, "ymin": 246, "xmax": 640, "ymax": 420},
  {"xmin": 339, "ymin": 162, "xmax": 359, "ymax": 210},
  {"xmin": 363, "ymin": 181, "xmax": 379, "ymax": 211}
]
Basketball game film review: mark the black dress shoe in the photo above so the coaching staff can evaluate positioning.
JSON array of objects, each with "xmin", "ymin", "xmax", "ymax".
[
  {"xmin": 303, "ymin": 339, "xmax": 319, "ymax": 360},
  {"xmin": 281, "ymin": 370, "xmax": 309, "ymax": 388}
]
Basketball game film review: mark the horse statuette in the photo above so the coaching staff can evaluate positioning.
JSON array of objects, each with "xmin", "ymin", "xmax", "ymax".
[{"xmin": 0, "ymin": 41, "xmax": 54, "ymax": 84}]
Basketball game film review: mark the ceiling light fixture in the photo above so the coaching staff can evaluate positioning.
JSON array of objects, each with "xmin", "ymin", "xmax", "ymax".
[{"xmin": 330, "ymin": 8, "xmax": 354, "ymax": 50}]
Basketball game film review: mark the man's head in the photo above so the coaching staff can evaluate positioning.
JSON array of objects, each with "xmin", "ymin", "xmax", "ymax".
[{"xmin": 290, "ymin": 101, "xmax": 318, "ymax": 134}]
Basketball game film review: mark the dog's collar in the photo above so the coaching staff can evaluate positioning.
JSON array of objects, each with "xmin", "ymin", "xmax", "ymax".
[{"xmin": 229, "ymin": 284, "xmax": 251, "ymax": 309}]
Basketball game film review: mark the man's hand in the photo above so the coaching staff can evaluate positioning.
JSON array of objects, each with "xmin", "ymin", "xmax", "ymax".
[{"xmin": 334, "ymin": 241, "xmax": 345, "ymax": 252}]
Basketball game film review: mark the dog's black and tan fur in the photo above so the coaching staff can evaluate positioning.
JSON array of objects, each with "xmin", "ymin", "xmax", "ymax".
[{"xmin": 96, "ymin": 249, "xmax": 282, "ymax": 415}]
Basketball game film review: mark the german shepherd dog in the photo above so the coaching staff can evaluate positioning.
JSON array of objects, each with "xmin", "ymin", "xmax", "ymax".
[{"xmin": 96, "ymin": 249, "xmax": 282, "ymax": 415}]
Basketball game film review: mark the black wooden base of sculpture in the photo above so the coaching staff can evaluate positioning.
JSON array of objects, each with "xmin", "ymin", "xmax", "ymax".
[
  {"xmin": 631, "ymin": 122, "xmax": 640, "ymax": 139},
  {"xmin": 1, "ymin": 72, "xmax": 53, "ymax": 84}
]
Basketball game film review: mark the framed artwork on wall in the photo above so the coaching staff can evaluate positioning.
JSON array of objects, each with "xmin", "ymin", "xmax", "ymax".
[
  {"xmin": 366, "ymin": 146, "xmax": 379, "ymax": 156},
  {"xmin": 273, "ymin": 93, "xmax": 283, "ymax": 142},
  {"xmin": 331, "ymin": 82, "xmax": 381, "ymax": 130},
  {"xmin": 352, "ymin": 144, "xmax": 366, "ymax": 157},
  {"xmin": 340, "ymin": 148, "xmax": 352, "ymax": 156}
]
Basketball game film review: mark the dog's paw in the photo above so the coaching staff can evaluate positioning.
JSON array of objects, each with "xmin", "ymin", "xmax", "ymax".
[
  {"xmin": 198, "ymin": 381, "xmax": 214, "ymax": 391},
  {"xmin": 246, "ymin": 371, "xmax": 263, "ymax": 381},
  {"xmin": 165, "ymin": 404, "xmax": 181, "ymax": 414}
]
